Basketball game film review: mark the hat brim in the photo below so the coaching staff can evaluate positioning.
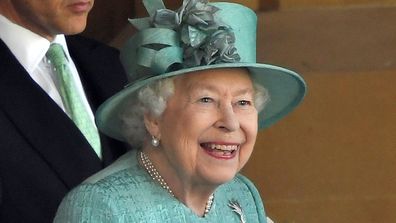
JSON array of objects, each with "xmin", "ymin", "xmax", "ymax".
[{"xmin": 96, "ymin": 62, "xmax": 306, "ymax": 141}]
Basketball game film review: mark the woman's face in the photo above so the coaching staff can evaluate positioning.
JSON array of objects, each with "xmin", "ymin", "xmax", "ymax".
[
  {"xmin": 153, "ymin": 68, "xmax": 258, "ymax": 187},
  {"xmin": 1, "ymin": 0, "xmax": 94, "ymax": 40}
]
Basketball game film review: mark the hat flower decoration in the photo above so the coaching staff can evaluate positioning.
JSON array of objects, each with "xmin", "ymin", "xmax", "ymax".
[
  {"xmin": 96, "ymin": 0, "xmax": 307, "ymax": 141},
  {"xmin": 151, "ymin": 0, "xmax": 240, "ymax": 66}
]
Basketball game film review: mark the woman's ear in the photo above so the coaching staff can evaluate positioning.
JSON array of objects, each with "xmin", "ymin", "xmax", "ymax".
[{"xmin": 143, "ymin": 112, "xmax": 161, "ymax": 139}]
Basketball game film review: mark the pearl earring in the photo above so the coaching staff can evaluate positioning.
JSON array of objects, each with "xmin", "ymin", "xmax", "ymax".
[{"xmin": 151, "ymin": 136, "xmax": 160, "ymax": 147}]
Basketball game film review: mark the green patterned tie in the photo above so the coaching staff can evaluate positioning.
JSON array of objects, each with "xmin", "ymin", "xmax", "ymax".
[{"xmin": 46, "ymin": 43, "xmax": 102, "ymax": 159}]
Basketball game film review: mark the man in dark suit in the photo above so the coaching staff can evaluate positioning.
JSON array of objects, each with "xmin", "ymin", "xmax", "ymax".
[{"xmin": 0, "ymin": 0, "xmax": 128, "ymax": 222}]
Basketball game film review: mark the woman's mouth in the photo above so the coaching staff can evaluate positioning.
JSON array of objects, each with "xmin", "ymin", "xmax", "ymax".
[{"xmin": 200, "ymin": 143, "xmax": 239, "ymax": 159}]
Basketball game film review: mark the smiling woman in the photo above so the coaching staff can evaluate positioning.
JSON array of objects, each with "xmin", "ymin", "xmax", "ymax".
[
  {"xmin": 54, "ymin": 0, "xmax": 306, "ymax": 222},
  {"xmin": 137, "ymin": 69, "xmax": 262, "ymax": 190}
]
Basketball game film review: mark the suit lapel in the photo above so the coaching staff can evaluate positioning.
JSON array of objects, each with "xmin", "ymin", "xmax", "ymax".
[{"xmin": 0, "ymin": 40, "xmax": 103, "ymax": 188}]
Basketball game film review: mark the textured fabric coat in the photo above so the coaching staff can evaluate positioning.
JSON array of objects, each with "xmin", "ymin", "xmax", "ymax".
[{"xmin": 54, "ymin": 149, "xmax": 268, "ymax": 223}]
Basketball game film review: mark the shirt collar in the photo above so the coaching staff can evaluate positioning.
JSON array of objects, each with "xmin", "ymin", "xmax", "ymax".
[{"xmin": 0, "ymin": 14, "xmax": 69, "ymax": 73}]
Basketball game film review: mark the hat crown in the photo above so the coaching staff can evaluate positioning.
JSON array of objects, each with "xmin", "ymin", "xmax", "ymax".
[{"xmin": 120, "ymin": 0, "xmax": 257, "ymax": 83}]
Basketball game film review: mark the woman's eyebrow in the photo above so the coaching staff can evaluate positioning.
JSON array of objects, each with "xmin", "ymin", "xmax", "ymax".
[
  {"xmin": 187, "ymin": 83, "xmax": 218, "ymax": 93},
  {"xmin": 233, "ymin": 88, "xmax": 254, "ymax": 97},
  {"xmin": 188, "ymin": 82, "xmax": 253, "ymax": 93}
]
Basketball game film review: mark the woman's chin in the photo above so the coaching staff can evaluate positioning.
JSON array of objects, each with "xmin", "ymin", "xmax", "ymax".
[{"xmin": 202, "ymin": 171, "xmax": 238, "ymax": 187}]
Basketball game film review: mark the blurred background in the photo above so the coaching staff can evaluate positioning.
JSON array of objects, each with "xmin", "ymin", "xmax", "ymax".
[{"xmin": 82, "ymin": 0, "xmax": 396, "ymax": 222}]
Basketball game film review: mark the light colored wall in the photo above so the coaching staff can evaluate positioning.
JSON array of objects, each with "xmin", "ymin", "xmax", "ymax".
[
  {"xmin": 241, "ymin": 5, "xmax": 396, "ymax": 223},
  {"xmin": 277, "ymin": 0, "xmax": 396, "ymax": 10},
  {"xmin": 243, "ymin": 69, "xmax": 396, "ymax": 223}
]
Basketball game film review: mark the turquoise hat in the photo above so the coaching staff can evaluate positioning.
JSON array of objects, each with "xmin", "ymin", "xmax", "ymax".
[{"xmin": 96, "ymin": 0, "xmax": 306, "ymax": 141}]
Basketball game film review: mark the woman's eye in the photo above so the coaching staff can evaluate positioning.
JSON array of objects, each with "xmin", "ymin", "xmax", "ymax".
[
  {"xmin": 199, "ymin": 97, "xmax": 213, "ymax": 103},
  {"xmin": 237, "ymin": 100, "xmax": 252, "ymax": 106}
]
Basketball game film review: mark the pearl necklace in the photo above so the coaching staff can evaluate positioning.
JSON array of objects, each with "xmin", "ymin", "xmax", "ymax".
[{"xmin": 139, "ymin": 151, "xmax": 214, "ymax": 217}]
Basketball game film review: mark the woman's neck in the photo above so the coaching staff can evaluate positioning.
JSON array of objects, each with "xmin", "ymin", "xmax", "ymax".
[
  {"xmin": 173, "ymin": 184, "xmax": 215, "ymax": 216},
  {"xmin": 140, "ymin": 149, "xmax": 216, "ymax": 217}
]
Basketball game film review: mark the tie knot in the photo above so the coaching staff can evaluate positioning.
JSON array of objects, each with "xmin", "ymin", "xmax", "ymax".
[{"xmin": 46, "ymin": 43, "xmax": 68, "ymax": 68}]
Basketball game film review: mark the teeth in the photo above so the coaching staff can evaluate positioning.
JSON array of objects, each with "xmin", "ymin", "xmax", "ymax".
[{"xmin": 207, "ymin": 144, "xmax": 238, "ymax": 151}]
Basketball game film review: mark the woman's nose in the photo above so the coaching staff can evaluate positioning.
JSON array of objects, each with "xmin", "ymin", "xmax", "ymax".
[{"xmin": 214, "ymin": 104, "xmax": 239, "ymax": 131}]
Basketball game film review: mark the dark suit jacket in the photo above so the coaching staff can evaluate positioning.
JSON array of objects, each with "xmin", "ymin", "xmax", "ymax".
[{"xmin": 0, "ymin": 35, "xmax": 128, "ymax": 223}]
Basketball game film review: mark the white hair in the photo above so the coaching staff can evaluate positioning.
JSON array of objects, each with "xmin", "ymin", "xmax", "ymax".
[
  {"xmin": 120, "ymin": 78, "xmax": 174, "ymax": 147},
  {"xmin": 120, "ymin": 75, "xmax": 270, "ymax": 148}
]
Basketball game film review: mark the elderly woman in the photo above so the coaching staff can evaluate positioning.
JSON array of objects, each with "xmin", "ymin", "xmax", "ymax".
[{"xmin": 54, "ymin": 0, "xmax": 306, "ymax": 222}]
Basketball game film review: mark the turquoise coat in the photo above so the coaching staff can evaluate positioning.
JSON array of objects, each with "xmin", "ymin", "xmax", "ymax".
[{"xmin": 54, "ymin": 150, "xmax": 268, "ymax": 222}]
